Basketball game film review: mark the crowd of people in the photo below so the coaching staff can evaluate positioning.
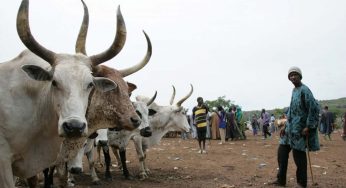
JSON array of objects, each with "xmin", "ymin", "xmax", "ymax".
[
  {"xmin": 187, "ymin": 99, "xmax": 248, "ymax": 148},
  {"xmin": 184, "ymin": 104, "xmax": 284, "ymax": 144}
]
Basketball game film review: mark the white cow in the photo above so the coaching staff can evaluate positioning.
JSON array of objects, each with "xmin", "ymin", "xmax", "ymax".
[
  {"xmin": 133, "ymin": 84, "xmax": 193, "ymax": 179},
  {"xmin": 66, "ymin": 92, "xmax": 157, "ymax": 186},
  {"xmin": 0, "ymin": 0, "xmax": 143, "ymax": 187}
]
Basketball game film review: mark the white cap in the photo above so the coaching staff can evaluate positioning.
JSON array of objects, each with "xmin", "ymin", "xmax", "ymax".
[{"xmin": 288, "ymin": 66, "xmax": 302, "ymax": 79}]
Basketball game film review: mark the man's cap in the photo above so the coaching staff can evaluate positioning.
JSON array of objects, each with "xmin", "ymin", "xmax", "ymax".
[{"xmin": 288, "ymin": 66, "xmax": 302, "ymax": 80}]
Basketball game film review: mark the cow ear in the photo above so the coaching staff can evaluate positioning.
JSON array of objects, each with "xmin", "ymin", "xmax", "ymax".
[
  {"xmin": 148, "ymin": 109, "xmax": 157, "ymax": 116},
  {"xmin": 21, "ymin": 65, "xmax": 53, "ymax": 81},
  {"xmin": 94, "ymin": 77, "xmax": 118, "ymax": 92},
  {"xmin": 127, "ymin": 82, "xmax": 137, "ymax": 93}
]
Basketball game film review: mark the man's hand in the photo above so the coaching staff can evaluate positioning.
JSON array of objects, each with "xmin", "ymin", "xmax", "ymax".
[{"xmin": 302, "ymin": 127, "xmax": 309, "ymax": 135}]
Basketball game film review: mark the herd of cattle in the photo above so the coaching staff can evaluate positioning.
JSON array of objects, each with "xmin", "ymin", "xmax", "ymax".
[{"xmin": 0, "ymin": 0, "xmax": 193, "ymax": 187}]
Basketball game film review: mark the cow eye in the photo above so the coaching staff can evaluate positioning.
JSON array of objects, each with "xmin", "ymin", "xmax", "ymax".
[
  {"xmin": 136, "ymin": 110, "xmax": 142, "ymax": 119},
  {"xmin": 52, "ymin": 80, "xmax": 58, "ymax": 87},
  {"xmin": 87, "ymin": 82, "xmax": 94, "ymax": 89}
]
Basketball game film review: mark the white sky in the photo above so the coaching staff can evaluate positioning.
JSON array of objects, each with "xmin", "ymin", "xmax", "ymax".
[{"xmin": 1, "ymin": 0, "xmax": 345, "ymax": 112}]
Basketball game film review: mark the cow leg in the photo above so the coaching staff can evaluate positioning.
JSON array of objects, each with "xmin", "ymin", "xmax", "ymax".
[
  {"xmin": 66, "ymin": 172, "xmax": 77, "ymax": 187},
  {"xmin": 43, "ymin": 166, "xmax": 55, "ymax": 188},
  {"xmin": 119, "ymin": 148, "xmax": 133, "ymax": 180},
  {"xmin": 102, "ymin": 144, "xmax": 112, "ymax": 181},
  {"xmin": 144, "ymin": 153, "xmax": 150, "ymax": 175},
  {"xmin": 0, "ymin": 143, "xmax": 16, "ymax": 188},
  {"xmin": 96, "ymin": 144, "xmax": 104, "ymax": 168},
  {"xmin": 111, "ymin": 146, "xmax": 122, "ymax": 170},
  {"xmin": 43, "ymin": 168, "xmax": 50, "ymax": 188},
  {"xmin": 133, "ymin": 136, "xmax": 148, "ymax": 180},
  {"xmin": 56, "ymin": 163, "xmax": 68, "ymax": 188},
  {"xmin": 86, "ymin": 149, "xmax": 100, "ymax": 184},
  {"xmin": 48, "ymin": 166, "xmax": 55, "ymax": 187}
]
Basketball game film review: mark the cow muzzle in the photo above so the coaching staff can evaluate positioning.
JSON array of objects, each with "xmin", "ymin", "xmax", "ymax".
[
  {"xmin": 140, "ymin": 127, "xmax": 152, "ymax": 137},
  {"xmin": 62, "ymin": 119, "xmax": 86, "ymax": 137}
]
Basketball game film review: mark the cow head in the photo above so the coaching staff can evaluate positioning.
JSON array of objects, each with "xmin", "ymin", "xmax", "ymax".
[
  {"xmin": 16, "ymin": 0, "xmax": 141, "ymax": 137},
  {"xmin": 133, "ymin": 91, "xmax": 157, "ymax": 137},
  {"xmin": 73, "ymin": 1, "xmax": 152, "ymax": 132},
  {"xmin": 136, "ymin": 85, "xmax": 193, "ymax": 133}
]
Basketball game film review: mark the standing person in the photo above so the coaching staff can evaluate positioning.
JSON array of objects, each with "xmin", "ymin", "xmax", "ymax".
[
  {"xmin": 257, "ymin": 115, "xmax": 263, "ymax": 134},
  {"xmin": 261, "ymin": 109, "xmax": 272, "ymax": 139},
  {"xmin": 225, "ymin": 108, "xmax": 231, "ymax": 141},
  {"xmin": 270, "ymin": 114, "xmax": 276, "ymax": 133},
  {"xmin": 210, "ymin": 107, "xmax": 220, "ymax": 140},
  {"xmin": 270, "ymin": 66, "xmax": 320, "ymax": 187},
  {"xmin": 342, "ymin": 112, "xmax": 346, "ymax": 141},
  {"xmin": 236, "ymin": 106, "xmax": 246, "ymax": 140},
  {"xmin": 206, "ymin": 112, "xmax": 211, "ymax": 141},
  {"xmin": 321, "ymin": 106, "xmax": 334, "ymax": 140},
  {"xmin": 217, "ymin": 106, "xmax": 227, "ymax": 144},
  {"xmin": 227, "ymin": 106, "xmax": 239, "ymax": 140},
  {"xmin": 251, "ymin": 114, "xmax": 259, "ymax": 136},
  {"xmin": 192, "ymin": 97, "xmax": 209, "ymax": 154}
]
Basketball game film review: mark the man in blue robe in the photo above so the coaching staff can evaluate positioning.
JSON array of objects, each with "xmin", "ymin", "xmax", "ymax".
[{"xmin": 270, "ymin": 66, "xmax": 320, "ymax": 188}]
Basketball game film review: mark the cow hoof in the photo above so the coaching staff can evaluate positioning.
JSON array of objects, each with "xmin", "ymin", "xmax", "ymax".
[{"xmin": 139, "ymin": 172, "xmax": 148, "ymax": 180}]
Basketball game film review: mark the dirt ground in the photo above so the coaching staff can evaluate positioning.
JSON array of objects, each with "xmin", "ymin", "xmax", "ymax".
[{"xmin": 68, "ymin": 130, "xmax": 346, "ymax": 188}]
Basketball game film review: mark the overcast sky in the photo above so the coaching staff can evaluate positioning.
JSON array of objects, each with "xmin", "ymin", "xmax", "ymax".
[{"xmin": 1, "ymin": 0, "xmax": 345, "ymax": 112}]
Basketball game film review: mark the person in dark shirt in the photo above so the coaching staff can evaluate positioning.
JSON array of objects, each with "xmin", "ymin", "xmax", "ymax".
[{"xmin": 320, "ymin": 106, "xmax": 334, "ymax": 140}]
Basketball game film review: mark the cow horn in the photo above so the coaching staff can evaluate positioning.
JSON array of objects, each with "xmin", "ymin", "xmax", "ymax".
[
  {"xmin": 90, "ymin": 6, "xmax": 126, "ymax": 66},
  {"xmin": 119, "ymin": 31, "xmax": 152, "ymax": 77},
  {"xmin": 17, "ymin": 0, "xmax": 56, "ymax": 64},
  {"xmin": 176, "ymin": 84, "xmax": 193, "ymax": 107},
  {"xmin": 147, "ymin": 91, "xmax": 157, "ymax": 106},
  {"xmin": 75, "ymin": 0, "xmax": 89, "ymax": 55},
  {"xmin": 169, "ymin": 85, "xmax": 176, "ymax": 105}
]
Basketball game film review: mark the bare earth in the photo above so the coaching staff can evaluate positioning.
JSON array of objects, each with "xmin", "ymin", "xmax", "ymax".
[{"xmin": 69, "ymin": 130, "xmax": 345, "ymax": 188}]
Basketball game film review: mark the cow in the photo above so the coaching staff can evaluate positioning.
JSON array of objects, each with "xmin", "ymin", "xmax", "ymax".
[
  {"xmin": 68, "ymin": 84, "xmax": 193, "ymax": 183},
  {"xmin": 65, "ymin": 91, "xmax": 157, "ymax": 186},
  {"xmin": 0, "ymin": 0, "xmax": 145, "ymax": 187},
  {"xmin": 24, "ymin": 1, "xmax": 153, "ymax": 187},
  {"xmin": 131, "ymin": 84, "xmax": 193, "ymax": 180}
]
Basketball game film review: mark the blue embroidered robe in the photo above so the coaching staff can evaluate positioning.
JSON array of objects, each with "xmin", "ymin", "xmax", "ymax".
[{"xmin": 280, "ymin": 84, "xmax": 320, "ymax": 152}]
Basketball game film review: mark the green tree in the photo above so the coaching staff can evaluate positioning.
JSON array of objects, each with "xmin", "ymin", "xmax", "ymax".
[{"xmin": 205, "ymin": 96, "xmax": 235, "ymax": 111}]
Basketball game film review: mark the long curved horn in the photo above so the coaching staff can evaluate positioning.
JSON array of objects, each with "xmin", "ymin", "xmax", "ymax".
[
  {"xmin": 119, "ymin": 31, "xmax": 152, "ymax": 77},
  {"xmin": 17, "ymin": 0, "xmax": 56, "ymax": 64},
  {"xmin": 75, "ymin": 0, "xmax": 89, "ymax": 55},
  {"xmin": 169, "ymin": 85, "xmax": 176, "ymax": 105},
  {"xmin": 90, "ymin": 6, "xmax": 126, "ymax": 66},
  {"xmin": 176, "ymin": 84, "xmax": 193, "ymax": 107},
  {"xmin": 146, "ymin": 91, "xmax": 157, "ymax": 106}
]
